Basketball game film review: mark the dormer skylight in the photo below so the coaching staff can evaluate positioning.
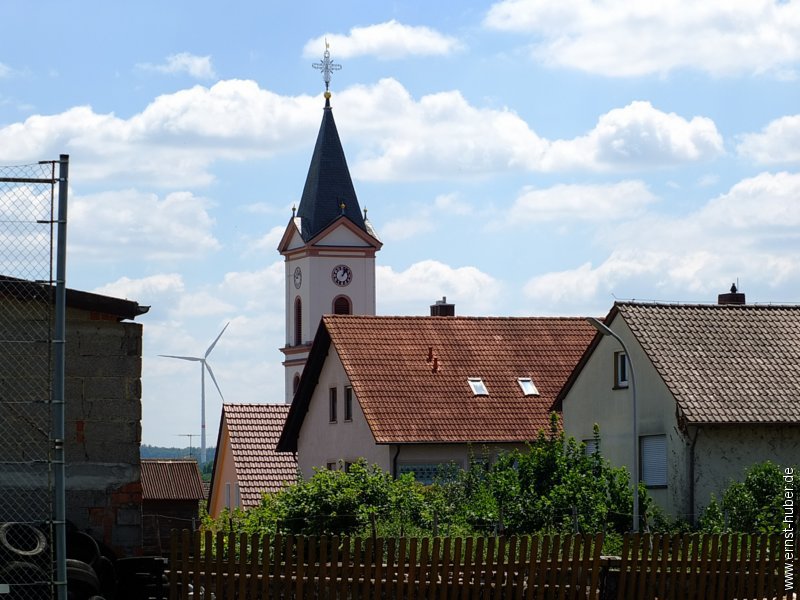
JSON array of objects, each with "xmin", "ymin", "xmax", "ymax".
[
  {"xmin": 467, "ymin": 377, "xmax": 488, "ymax": 396},
  {"xmin": 518, "ymin": 377, "xmax": 539, "ymax": 396}
]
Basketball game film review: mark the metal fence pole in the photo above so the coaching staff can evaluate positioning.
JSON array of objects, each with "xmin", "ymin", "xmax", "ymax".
[{"xmin": 53, "ymin": 154, "xmax": 69, "ymax": 600}]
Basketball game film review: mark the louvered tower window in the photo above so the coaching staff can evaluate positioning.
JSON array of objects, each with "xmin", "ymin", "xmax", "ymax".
[{"xmin": 294, "ymin": 297, "xmax": 302, "ymax": 345}]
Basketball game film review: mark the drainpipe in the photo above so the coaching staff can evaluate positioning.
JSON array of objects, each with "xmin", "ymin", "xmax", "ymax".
[
  {"xmin": 392, "ymin": 445, "xmax": 401, "ymax": 478},
  {"xmin": 688, "ymin": 426, "xmax": 700, "ymax": 525}
]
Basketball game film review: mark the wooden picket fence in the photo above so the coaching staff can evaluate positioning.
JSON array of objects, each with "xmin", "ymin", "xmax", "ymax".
[{"xmin": 167, "ymin": 530, "xmax": 795, "ymax": 599}]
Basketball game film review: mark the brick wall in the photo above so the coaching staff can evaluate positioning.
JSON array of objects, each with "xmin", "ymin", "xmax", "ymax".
[{"xmin": 64, "ymin": 306, "xmax": 144, "ymax": 557}]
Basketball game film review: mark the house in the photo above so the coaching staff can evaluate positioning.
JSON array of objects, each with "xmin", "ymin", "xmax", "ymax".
[
  {"xmin": 0, "ymin": 276, "xmax": 149, "ymax": 556},
  {"xmin": 140, "ymin": 459, "xmax": 205, "ymax": 554},
  {"xmin": 207, "ymin": 404, "xmax": 297, "ymax": 518},
  {"xmin": 277, "ymin": 312, "xmax": 597, "ymax": 481},
  {"xmin": 558, "ymin": 293, "xmax": 800, "ymax": 522}
]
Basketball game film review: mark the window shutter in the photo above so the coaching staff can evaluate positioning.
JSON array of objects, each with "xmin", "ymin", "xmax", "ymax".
[{"xmin": 640, "ymin": 435, "xmax": 667, "ymax": 486}]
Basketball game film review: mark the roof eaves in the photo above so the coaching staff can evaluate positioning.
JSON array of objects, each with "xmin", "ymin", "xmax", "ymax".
[{"xmin": 276, "ymin": 321, "xmax": 332, "ymax": 452}]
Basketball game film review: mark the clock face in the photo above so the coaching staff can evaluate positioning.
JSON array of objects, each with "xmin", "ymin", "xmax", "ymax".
[
  {"xmin": 331, "ymin": 264, "xmax": 352, "ymax": 287},
  {"xmin": 293, "ymin": 266, "xmax": 302, "ymax": 289}
]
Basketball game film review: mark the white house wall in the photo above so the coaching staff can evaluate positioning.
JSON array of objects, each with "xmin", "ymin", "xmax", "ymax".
[
  {"xmin": 296, "ymin": 348, "xmax": 390, "ymax": 476},
  {"xmin": 562, "ymin": 317, "xmax": 689, "ymax": 519}
]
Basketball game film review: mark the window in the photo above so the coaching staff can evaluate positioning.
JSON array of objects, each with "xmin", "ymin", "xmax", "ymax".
[
  {"xmin": 583, "ymin": 439, "xmax": 598, "ymax": 455},
  {"xmin": 344, "ymin": 461, "xmax": 353, "ymax": 473},
  {"xmin": 333, "ymin": 296, "xmax": 352, "ymax": 315},
  {"xmin": 329, "ymin": 387, "xmax": 337, "ymax": 423},
  {"xmin": 344, "ymin": 386, "xmax": 353, "ymax": 421},
  {"xmin": 640, "ymin": 434, "xmax": 667, "ymax": 487},
  {"xmin": 326, "ymin": 462, "xmax": 336, "ymax": 471},
  {"xmin": 517, "ymin": 377, "xmax": 539, "ymax": 396},
  {"xmin": 294, "ymin": 297, "xmax": 302, "ymax": 346},
  {"xmin": 293, "ymin": 374, "xmax": 301, "ymax": 395},
  {"xmin": 614, "ymin": 351, "xmax": 629, "ymax": 388},
  {"xmin": 398, "ymin": 463, "xmax": 444, "ymax": 485},
  {"xmin": 467, "ymin": 377, "xmax": 488, "ymax": 396}
]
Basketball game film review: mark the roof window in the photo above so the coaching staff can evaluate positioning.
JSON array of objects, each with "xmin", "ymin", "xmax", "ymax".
[
  {"xmin": 517, "ymin": 377, "xmax": 539, "ymax": 396},
  {"xmin": 467, "ymin": 377, "xmax": 488, "ymax": 396}
]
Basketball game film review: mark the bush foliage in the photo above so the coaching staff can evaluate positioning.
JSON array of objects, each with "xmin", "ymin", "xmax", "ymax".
[
  {"xmin": 205, "ymin": 417, "xmax": 644, "ymax": 538},
  {"xmin": 203, "ymin": 418, "xmax": 793, "ymax": 539}
]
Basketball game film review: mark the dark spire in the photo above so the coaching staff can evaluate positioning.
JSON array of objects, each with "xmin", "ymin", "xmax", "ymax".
[{"xmin": 296, "ymin": 99, "xmax": 367, "ymax": 241}]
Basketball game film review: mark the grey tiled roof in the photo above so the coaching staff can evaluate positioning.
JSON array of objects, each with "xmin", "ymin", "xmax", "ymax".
[
  {"xmin": 296, "ymin": 98, "xmax": 366, "ymax": 241},
  {"xmin": 616, "ymin": 303, "xmax": 800, "ymax": 424}
]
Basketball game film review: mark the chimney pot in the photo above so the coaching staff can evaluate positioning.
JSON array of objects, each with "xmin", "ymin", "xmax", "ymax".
[
  {"xmin": 430, "ymin": 297, "xmax": 455, "ymax": 317},
  {"xmin": 718, "ymin": 283, "xmax": 746, "ymax": 305}
]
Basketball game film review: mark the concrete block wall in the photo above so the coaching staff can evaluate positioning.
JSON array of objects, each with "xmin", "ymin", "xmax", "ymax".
[{"xmin": 64, "ymin": 307, "xmax": 144, "ymax": 557}]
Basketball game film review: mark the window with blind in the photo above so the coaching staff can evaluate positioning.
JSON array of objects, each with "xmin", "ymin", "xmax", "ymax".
[{"xmin": 640, "ymin": 434, "xmax": 667, "ymax": 487}]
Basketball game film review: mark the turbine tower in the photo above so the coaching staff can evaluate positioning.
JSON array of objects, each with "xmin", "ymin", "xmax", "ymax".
[{"xmin": 160, "ymin": 322, "xmax": 229, "ymax": 465}]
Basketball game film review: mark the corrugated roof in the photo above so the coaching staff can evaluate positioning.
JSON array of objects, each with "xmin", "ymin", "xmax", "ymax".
[
  {"xmin": 615, "ymin": 302, "xmax": 800, "ymax": 424},
  {"xmin": 279, "ymin": 315, "xmax": 596, "ymax": 450},
  {"xmin": 224, "ymin": 403, "xmax": 297, "ymax": 507},
  {"xmin": 141, "ymin": 459, "xmax": 205, "ymax": 501}
]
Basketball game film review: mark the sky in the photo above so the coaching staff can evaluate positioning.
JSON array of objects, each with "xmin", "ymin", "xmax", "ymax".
[{"xmin": 1, "ymin": 1, "xmax": 799, "ymax": 449}]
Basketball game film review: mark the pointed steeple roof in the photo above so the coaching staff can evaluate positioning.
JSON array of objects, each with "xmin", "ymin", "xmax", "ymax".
[{"xmin": 296, "ymin": 96, "xmax": 367, "ymax": 242}]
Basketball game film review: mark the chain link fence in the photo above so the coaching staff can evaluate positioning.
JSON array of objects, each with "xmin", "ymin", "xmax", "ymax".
[{"xmin": 0, "ymin": 158, "xmax": 67, "ymax": 600}]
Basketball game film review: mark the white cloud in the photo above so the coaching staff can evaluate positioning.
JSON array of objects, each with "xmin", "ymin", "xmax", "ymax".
[
  {"xmin": 0, "ymin": 63, "xmax": 10, "ymax": 78},
  {"xmin": 737, "ymin": 115, "xmax": 800, "ymax": 164},
  {"xmin": 93, "ymin": 273, "xmax": 185, "ymax": 302},
  {"xmin": 70, "ymin": 189, "xmax": 221, "ymax": 262},
  {"xmin": 244, "ymin": 225, "xmax": 286, "ymax": 256},
  {"xmin": 484, "ymin": 0, "xmax": 800, "ymax": 77},
  {"xmin": 378, "ymin": 260, "xmax": 501, "ymax": 315},
  {"xmin": 343, "ymin": 84, "xmax": 723, "ymax": 180},
  {"xmin": 523, "ymin": 171, "xmax": 800, "ymax": 311},
  {"xmin": 137, "ymin": 52, "xmax": 216, "ymax": 80},
  {"xmin": 0, "ymin": 81, "xmax": 319, "ymax": 187},
  {"xmin": 304, "ymin": 21, "xmax": 463, "ymax": 60},
  {"xmin": 500, "ymin": 180, "xmax": 657, "ymax": 226},
  {"xmin": 0, "ymin": 80, "xmax": 722, "ymax": 189},
  {"xmin": 381, "ymin": 193, "xmax": 471, "ymax": 242}
]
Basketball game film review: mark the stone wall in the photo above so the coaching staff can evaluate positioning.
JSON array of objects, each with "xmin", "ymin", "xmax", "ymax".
[{"xmin": 64, "ymin": 306, "xmax": 144, "ymax": 556}]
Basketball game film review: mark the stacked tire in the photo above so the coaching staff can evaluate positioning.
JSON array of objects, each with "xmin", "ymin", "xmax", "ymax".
[
  {"xmin": 0, "ymin": 523, "xmax": 118, "ymax": 600},
  {"xmin": 0, "ymin": 522, "xmax": 50, "ymax": 600},
  {"xmin": 65, "ymin": 530, "xmax": 117, "ymax": 600}
]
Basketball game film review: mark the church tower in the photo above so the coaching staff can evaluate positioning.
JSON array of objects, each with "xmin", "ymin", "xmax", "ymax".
[{"xmin": 277, "ymin": 46, "xmax": 382, "ymax": 404}]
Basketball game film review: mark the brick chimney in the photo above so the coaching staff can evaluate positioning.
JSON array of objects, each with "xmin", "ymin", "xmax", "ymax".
[
  {"xmin": 430, "ymin": 296, "xmax": 455, "ymax": 317},
  {"xmin": 718, "ymin": 283, "xmax": 746, "ymax": 305}
]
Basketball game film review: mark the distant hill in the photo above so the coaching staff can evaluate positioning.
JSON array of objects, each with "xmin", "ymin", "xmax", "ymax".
[{"xmin": 140, "ymin": 445, "xmax": 216, "ymax": 468}]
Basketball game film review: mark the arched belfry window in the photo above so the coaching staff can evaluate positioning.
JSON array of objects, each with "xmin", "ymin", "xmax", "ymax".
[
  {"xmin": 294, "ymin": 297, "xmax": 302, "ymax": 345},
  {"xmin": 333, "ymin": 296, "xmax": 352, "ymax": 315}
]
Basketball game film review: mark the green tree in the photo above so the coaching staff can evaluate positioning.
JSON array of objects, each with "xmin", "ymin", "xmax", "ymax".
[{"xmin": 700, "ymin": 460, "xmax": 799, "ymax": 533}]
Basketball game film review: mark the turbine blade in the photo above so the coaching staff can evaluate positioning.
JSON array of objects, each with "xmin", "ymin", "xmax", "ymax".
[
  {"xmin": 159, "ymin": 355, "xmax": 202, "ymax": 362},
  {"xmin": 205, "ymin": 362, "xmax": 225, "ymax": 402},
  {"xmin": 205, "ymin": 322, "xmax": 230, "ymax": 358}
]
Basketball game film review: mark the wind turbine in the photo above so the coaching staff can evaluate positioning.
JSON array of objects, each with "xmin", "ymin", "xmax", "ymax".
[{"xmin": 160, "ymin": 322, "xmax": 229, "ymax": 466}]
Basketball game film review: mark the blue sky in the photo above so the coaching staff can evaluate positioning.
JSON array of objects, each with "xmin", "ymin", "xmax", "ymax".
[{"xmin": 2, "ymin": 1, "xmax": 799, "ymax": 447}]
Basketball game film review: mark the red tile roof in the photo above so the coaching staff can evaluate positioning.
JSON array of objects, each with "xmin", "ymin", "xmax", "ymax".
[
  {"xmin": 615, "ymin": 302, "xmax": 800, "ymax": 424},
  {"xmin": 279, "ymin": 316, "xmax": 597, "ymax": 449},
  {"xmin": 140, "ymin": 459, "xmax": 205, "ymax": 501},
  {"xmin": 223, "ymin": 403, "xmax": 297, "ymax": 507}
]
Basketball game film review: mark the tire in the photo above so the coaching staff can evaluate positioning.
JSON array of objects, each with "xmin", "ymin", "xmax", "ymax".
[
  {"xmin": 0, "ymin": 523, "xmax": 48, "ymax": 560},
  {"xmin": 66, "ymin": 559, "xmax": 101, "ymax": 598},
  {"xmin": 93, "ymin": 556, "xmax": 117, "ymax": 600},
  {"xmin": 0, "ymin": 560, "xmax": 50, "ymax": 600},
  {"xmin": 66, "ymin": 531, "xmax": 100, "ymax": 566}
]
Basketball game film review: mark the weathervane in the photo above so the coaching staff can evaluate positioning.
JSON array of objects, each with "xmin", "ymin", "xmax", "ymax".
[{"xmin": 313, "ymin": 40, "xmax": 341, "ymax": 95}]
